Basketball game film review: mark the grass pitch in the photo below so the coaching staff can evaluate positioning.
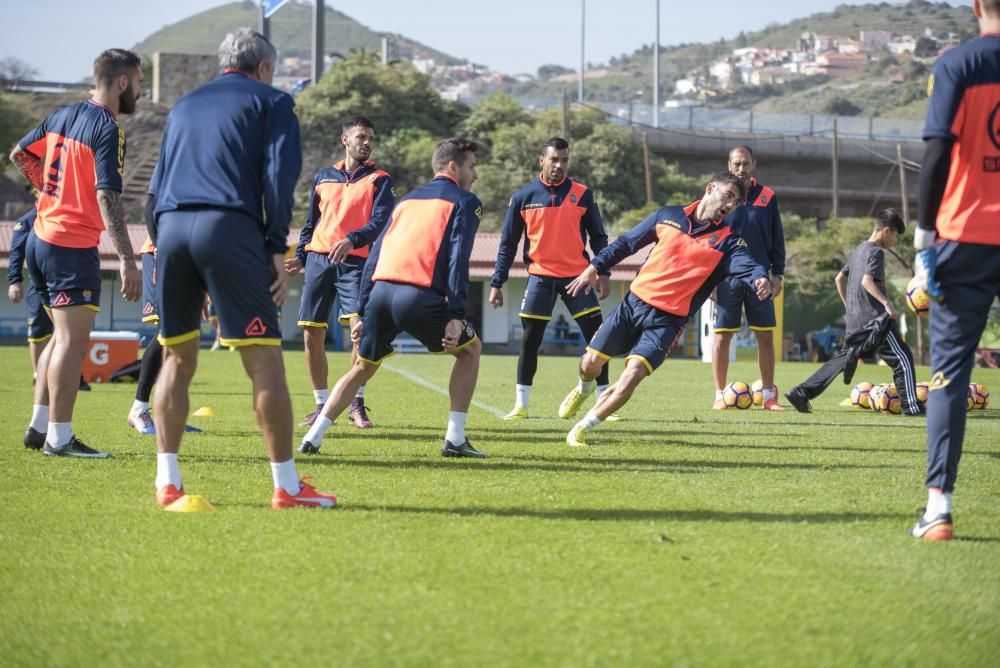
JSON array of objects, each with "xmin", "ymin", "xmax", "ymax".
[{"xmin": 1, "ymin": 347, "xmax": 998, "ymax": 666}]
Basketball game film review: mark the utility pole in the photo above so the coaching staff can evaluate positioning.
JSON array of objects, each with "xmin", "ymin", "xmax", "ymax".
[
  {"xmin": 579, "ymin": 0, "xmax": 585, "ymax": 103},
  {"xmin": 260, "ymin": 2, "xmax": 270, "ymax": 40},
  {"xmin": 561, "ymin": 88, "xmax": 570, "ymax": 139},
  {"xmin": 896, "ymin": 144, "xmax": 909, "ymax": 223},
  {"xmin": 832, "ymin": 118, "xmax": 839, "ymax": 218},
  {"xmin": 642, "ymin": 132, "xmax": 653, "ymax": 204},
  {"xmin": 312, "ymin": 0, "xmax": 325, "ymax": 84},
  {"xmin": 653, "ymin": 0, "xmax": 660, "ymax": 128}
]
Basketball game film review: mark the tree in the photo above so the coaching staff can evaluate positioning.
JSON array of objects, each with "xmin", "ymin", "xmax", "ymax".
[
  {"xmin": 0, "ymin": 93, "xmax": 39, "ymax": 154},
  {"xmin": 0, "ymin": 57, "xmax": 39, "ymax": 89},
  {"xmin": 537, "ymin": 64, "xmax": 574, "ymax": 81},
  {"xmin": 914, "ymin": 36, "xmax": 939, "ymax": 58},
  {"xmin": 459, "ymin": 93, "xmax": 530, "ymax": 151},
  {"xmin": 823, "ymin": 96, "xmax": 862, "ymax": 116}
]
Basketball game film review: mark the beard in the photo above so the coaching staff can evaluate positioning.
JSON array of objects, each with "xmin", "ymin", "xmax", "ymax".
[{"xmin": 119, "ymin": 84, "xmax": 139, "ymax": 115}]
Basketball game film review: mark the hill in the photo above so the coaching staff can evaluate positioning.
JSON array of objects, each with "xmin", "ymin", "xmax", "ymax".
[
  {"xmin": 132, "ymin": 0, "xmax": 463, "ymax": 66},
  {"xmin": 499, "ymin": 0, "xmax": 977, "ymax": 119}
]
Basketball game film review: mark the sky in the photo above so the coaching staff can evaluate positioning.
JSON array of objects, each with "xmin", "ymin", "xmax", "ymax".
[{"xmin": 1, "ymin": 0, "xmax": 975, "ymax": 82}]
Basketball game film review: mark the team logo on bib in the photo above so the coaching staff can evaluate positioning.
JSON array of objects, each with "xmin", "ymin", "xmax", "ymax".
[{"xmin": 569, "ymin": 193, "xmax": 577, "ymax": 204}]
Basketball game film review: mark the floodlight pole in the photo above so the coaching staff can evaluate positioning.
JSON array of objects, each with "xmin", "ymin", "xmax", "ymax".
[
  {"xmin": 579, "ymin": 0, "xmax": 585, "ymax": 103},
  {"xmin": 260, "ymin": 2, "xmax": 270, "ymax": 40},
  {"xmin": 312, "ymin": 1, "xmax": 325, "ymax": 84},
  {"xmin": 653, "ymin": 0, "xmax": 660, "ymax": 128}
]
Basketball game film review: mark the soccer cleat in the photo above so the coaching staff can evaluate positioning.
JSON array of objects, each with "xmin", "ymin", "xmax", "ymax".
[
  {"xmin": 42, "ymin": 437, "xmax": 109, "ymax": 459},
  {"xmin": 184, "ymin": 424, "xmax": 204, "ymax": 433},
  {"xmin": 271, "ymin": 477, "xmax": 337, "ymax": 509},
  {"xmin": 297, "ymin": 440, "xmax": 321, "ymax": 455},
  {"xmin": 210, "ymin": 340, "xmax": 222, "ymax": 351},
  {"xmin": 299, "ymin": 403, "xmax": 325, "ymax": 427},
  {"xmin": 441, "ymin": 438, "xmax": 488, "ymax": 458},
  {"xmin": 558, "ymin": 388, "xmax": 589, "ymax": 419},
  {"xmin": 128, "ymin": 409, "xmax": 156, "ymax": 435},
  {"xmin": 712, "ymin": 399, "xmax": 729, "ymax": 410},
  {"xmin": 78, "ymin": 377, "xmax": 92, "ymax": 392},
  {"xmin": 23, "ymin": 427, "xmax": 46, "ymax": 450},
  {"xmin": 348, "ymin": 397, "xmax": 374, "ymax": 428},
  {"xmin": 605, "ymin": 412, "xmax": 623, "ymax": 422},
  {"xmin": 910, "ymin": 511, "xmax": 953, "ymax": 541},
  {"xmin": 156, "ymin": 484, "xmax": 185, "ymax": 507},
  {"xmin": 566, "ymin": 424, "xmax": 589, "ymax": 447},
  {"xmin": 762, "ymin": 398, "xmax": 785, "ymax": 412},
  {"xmin": 784, "ymin": 389, "xmax": 812, "ymax": 414},
  {"xmin": 502, "ymin": 406, "xmax": 528, "ymax": 420}
]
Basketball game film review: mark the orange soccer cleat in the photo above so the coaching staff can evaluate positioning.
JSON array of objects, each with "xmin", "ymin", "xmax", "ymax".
[{"xmin": 271, "ymin": 477, "xmax": 337, "ymax": 509}]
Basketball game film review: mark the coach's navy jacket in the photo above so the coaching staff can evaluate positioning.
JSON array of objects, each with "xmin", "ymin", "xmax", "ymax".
[{"xmin": 7, "ymin": 207, "xmax": 36, "ymax": 286}]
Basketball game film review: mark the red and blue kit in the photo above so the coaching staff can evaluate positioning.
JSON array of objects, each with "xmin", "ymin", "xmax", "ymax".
[
  {"xmin": 151, "ymin": 70, "xmax": 302, "ymax": 347},
  {"xmin": 7, "ymin": 208, "xmax": 53, "ymax": 342},
  {"xmin": 492, "ymin": 176, "xmax": 608, "ymax": 320},
  {"xmin": 587, "ymin": 202, "xmax": 768, "ymax": 373},
  {"xmin": 714, "ymin": 179, "xmax": 784, "ymax": 332},
  {"xmin": 357, "ymin": 175, "xmax": 482, "ymax": 364},
  {"xmin": 295, "ymin": 161, "xmax": 395, "ymax": 327}
]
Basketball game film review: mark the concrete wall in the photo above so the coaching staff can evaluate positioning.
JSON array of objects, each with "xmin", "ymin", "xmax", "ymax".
[{"xmin": 152, "ymin": 53, "xmax": 219, "ymax": 106}]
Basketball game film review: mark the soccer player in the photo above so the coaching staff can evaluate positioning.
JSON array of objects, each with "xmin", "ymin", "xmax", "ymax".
[
  {"xmin": 489, "ymin": 137, "xmax": 612, "ymax": 420},
  {"xmin": 7, "ymin": 205, "xmax": 53, "ymax": 381},
  {"xmin": 711, "ymin": 145, "xmax": 786, "ymax": 411},
  {"xmin": 149, "ymin": 28, "xmax": 336, "ymax": 509},
  {"xmin": 10, "ymin": 48, "xmax": 143, "ymax": 458},
  {"xmin": 784, "ymin": 209, "xmax": 920, "ymax": 416},
  {"xmin": 910, "ymin": 0, "xmax": 1000, "ymax": 541},
  {"xmin": 559, "ymin": 172, "xmax": 772, "ymax": 446},
  {"xmin": 285, "ymin": 115, "xmax": 395, "ymax": 429},
  {"xmin": 299, "ymin": 138, "xmax": 486, "ymax": 458}
]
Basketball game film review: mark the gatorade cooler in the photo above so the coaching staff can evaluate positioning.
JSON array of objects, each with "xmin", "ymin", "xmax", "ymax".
[{"xmin": 83, "ymin": 331, "xmax": 140, "ymax": 383}]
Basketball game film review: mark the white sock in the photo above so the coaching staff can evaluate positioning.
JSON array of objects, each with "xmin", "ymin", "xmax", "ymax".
[
  {"xmin": 313, "ymin": 388, "xmax": 329, "ymax": 405},
  {"xmin": 576, "ymin": 410, "xmax": 603, "ymax": 432},
  {"xmin": 577, "ymin": 378, "xmax": 596, "ymax": 395},
  {"xmin": 131, "ymin": 399, "xmax": 150, "ymax": 415},
  {"xmin": 355, "ymin": 385, "xmax": 366, "ymax": 399},
  {"xmin": 303, "ymin": 416, "xmax": 333, "ymax": 446},
  {"xmin": 46, "ymin": 421, "xmax": 73, "ymax": 447},
  {"xmin": 271, "ymin": 458, "xmax": 301, "ymax": 495},
  {"xmin": 762, "ymin": 387, "xmax": 776, "ymax": 403},
  {"xmin": 515, "ymin": 384, "xmax": 531, "ymax": 409},
  {"xmin": 29, "ymin": 404, "xmax": 49, "ymax": 432},
  {"xmin": 155, "ymin": 453, "xmax": 182, "ymax": 490},
  {"xmin": 596, "ymin": 384, "xmax": 609, "ymax": 399},
  {"xmin": 445, "ymin": 411, "xmax": 467, "ymax": 444},
  {"xmin": 925, "ymin": 489, "xmax": 952, "ymax": 519},
  {"xmin": 715, "ymin": 389, "xmax": 724, "ymax": 401}
]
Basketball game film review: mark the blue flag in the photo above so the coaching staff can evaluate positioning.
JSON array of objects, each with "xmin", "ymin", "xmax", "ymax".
[{"xmin": 263, "ymin": 0, "xmax": 291, "ymax": 19}]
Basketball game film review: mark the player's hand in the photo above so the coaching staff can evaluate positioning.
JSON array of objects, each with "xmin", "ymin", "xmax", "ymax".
[
  {"xmin": 753, "ymin": 277, "xmax": 771, "ymax": 301},
  {"xmin": 350, "ymin": 319, "xmax": 363, "ymax": 343},
  {"xmin": 8, "ymin": 283, "xmax": 24, "ymax": 303},
  {"xmin": 285, "ymin": 257, "xmax": 303, "ymax": 275},
  {"xmin": 914, "ymin": 248, "xmax": 944, "ymax": 303},
  {"xmin": 269, "ymin": 254, "xmax": 288, "ymax": 306},
  {"xmin": 770, "ymin": 275, "xmax": 783, "ymax": 298},
  {"xmin": 566, "ymin": 266, "xmax": 599, "ymax": 297},
  {"xmin": 120, "ymin": 261, "xmax": 141, "ymax": 302},
  {"xmin": 884, "ymin": 302, "xmax": 899, "ymax": 319},
  {"xmin": 329, "ymin": 238, "xmax": 354, "ymax": 263},
  {"xmin": 489, "ymin": 287, "xmax": 504, "ymax": 308},
  {"xmin": 596, "ymin": 275, "xmax": 611, "ymax": 300},
  {"xmin": 442, "ymin": 319, "xmax": 463, "ymax": 351},
  {"xmin": 201, "ymin": 297, "xmax": 211, "ymax": 321}
]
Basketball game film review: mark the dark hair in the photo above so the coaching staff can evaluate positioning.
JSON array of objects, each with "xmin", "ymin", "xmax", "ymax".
[
  {"xmin": 875, "ymin": 208, "xmax": 905, "ymax": 234},
  {"xmin": 342, "ymin": 115, "xmax": 374, "ymax": 134},
  {"xmin": 93, "ymin": 49, "xmax": 141, "ymax": 88},
  {"xmin": 710, "ymin": 170, "xmax": 746, "ymax": 201},
  {"xmin": 432, "ymin": 137, "xmax": 479, "ymax": 172},
  {"xmin": 729, "ymin": 144, "xmax": 755, "ymax": 161},
  {"xmin": 983, "ymin": 0, "xmax": 999, "ymax": 16},
  {"xmin": 541, "ymin": 137, "xmax": 570, "ymax": 153}
]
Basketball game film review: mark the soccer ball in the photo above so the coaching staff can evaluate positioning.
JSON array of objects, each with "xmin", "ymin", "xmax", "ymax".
[
  {"xmin": 969, "ymin": 383, "xmax": 990, "ymax": 410},
  {"xmin": 905, "ymin": 275, "xmax": 930, "ymax": 317},
  {"xmin": 722, "ymin": 381, "xmax": 753, "ymax": 409},
  {"xmin": 869, "ymin": 384, "xmax": 886, "ymax": 412},
  {"xmin": 915, "ymin": 382, "xmax": 929, "ymax": 406},
  {"xmin": 850, "ymin": 382, "xmax": 874, "ymax": 409},
  {"xmin": 751, "ymin": 379, "xmax": 765, "ymax": 407},
  {"xmin": 876, "ymin": 385, "xmax": 902, "ymax": 414}
]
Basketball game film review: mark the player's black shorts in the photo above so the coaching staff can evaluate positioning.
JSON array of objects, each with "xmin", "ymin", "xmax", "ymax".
[
  {"xmin": 358, "ymin": 281, "xmax": 477, "ymax": 364},
  {"xmin": 141, "ymin": 252, "xmax": 158, "ymax": 323},
  {"xmin": 156, "ymin": 208, "xmax": 281, "ymax": 347},
  {"xmin": 713, "ymin": 275, "xmax": 775, "ymax": 331},
  {"xmin": 25, "ymin": 282, "xmax": 53, "ymax": 342},
  {"xmin": 519, "ymin": 274, "xmax": 601, "ymax": 321},
  {"xmin": 26, "ymin": 234, "xmax": 101, "ymax": 312},
  {"xmin": 587, "ymin": 292, "xmax": 687, "ymax": 374},
  {"xmin": 297, "ymin": 252, "xmax": 364, "ymax": 327}
]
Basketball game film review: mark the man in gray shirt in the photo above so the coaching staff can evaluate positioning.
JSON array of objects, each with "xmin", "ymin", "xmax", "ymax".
[{"xmin": 785, "ymin": 209, "xmax": 920, "ymax": 415}]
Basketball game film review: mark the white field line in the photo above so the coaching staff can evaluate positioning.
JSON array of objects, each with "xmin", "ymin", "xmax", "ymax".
[{"xmin": 381, "ymin": 362, "xmax": 507, "ymax": 418}]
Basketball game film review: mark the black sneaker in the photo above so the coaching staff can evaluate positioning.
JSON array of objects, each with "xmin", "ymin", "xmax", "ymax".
[
  {"xmin": 23, "ymin": 427, "xmax": 46, "ymax": 450},
  {"xmin": 910, "ymin": 509, "xmax": 953, "ymax": 541},
  {"xmin": 79, "ymin": 378, "xmax": 92, "ymax": 392},
  {"xmin": 784, "ymin": 388, "xmax": 812, "ymax": 414},
  {"xmin": 441, "ymin": 438, "xmax": 488, "ymax": 458},
  {"xmin": 297, "ymin": 440, "xmax": 321, "ymax": 455},
  {"xmin": 42, "ymin": 436, "xmax": 109, "ymax": 459}
]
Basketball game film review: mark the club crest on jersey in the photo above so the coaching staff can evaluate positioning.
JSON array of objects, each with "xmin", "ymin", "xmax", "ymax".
[
  {"xmin": 82, "ymin": 290, "xmax": 92, "ymax": 302},
  {"xmin": 708, "ymin": 235, "xmax": 719, "ymax": 245},
  {"xmin": 760, "ymin": 195, "xmax": 767, "ymax": 204},
  {"xmin": 569, "ymin": 193, "xmax": 577, "ymax": 204}
]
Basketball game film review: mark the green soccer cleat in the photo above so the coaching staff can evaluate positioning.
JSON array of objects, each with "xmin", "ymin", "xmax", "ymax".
[
  {"xmin": 558, "ymin": 388, "xmax": 589, "ymax": 419},
  {"xmin": 605, "ymin": 412, "xmax": 623, "ymax": 422},
  {"xmin": 502, "ymin": 407, "xmax": 528, "ymax": 420},
  {"xmin": 566, "ymin": 424, "xmax": 589, "ymax": 447}
]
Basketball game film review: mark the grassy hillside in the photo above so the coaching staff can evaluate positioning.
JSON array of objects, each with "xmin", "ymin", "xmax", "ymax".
[{"xmin": 132, "ymin": 0, "xmax": 462, "ymax": 65}]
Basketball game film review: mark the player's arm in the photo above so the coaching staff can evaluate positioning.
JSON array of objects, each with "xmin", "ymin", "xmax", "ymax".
[
  {"xmin": 447, "ymin": 195, "xmax": 482, "ymax": 322},
  {"xmin": 488, "ymin": 194, "xmax": 525, "ymax": 308},
  {"xmin": 861, "ymin": 246, "xmax": 896, "ymax": 317},
  {"xmin": 835, "ymin": 269, "xmax": 849, "ymax": 307},
  {"xmin": 10, "ymin": 120, "xmax": 47, "ymax": 190},
  {"xmin": 288, "ymin": 176, "xmax": 320, "ymax": 274},
  {"xmin": 92, "ymin": 121, "xmax": 140, "ymax": 301},
  {"xmin": 6, "ymin": 212, "xmax": 32, "ymax": 303},
  {"xmin": 769, "ymin": 198, "xmax": 785, "ymax": 297},
  {"xmin": 356, "ymin": 220, "xmax": 388, "ymax": 320},
  {"xmin": 581, "ymin": 189, "xmax": 611, "ymax": 297},
  {"xmin": 261, "ymin": 95, "xmax": 303, "ymax": 306},
  {"xmin": 722, "ymin": 235, "xmax": 771, "ymax": 300},
  {"xmin": 917, "ymin": 137, "xmax": 953, "ymax": 240},
  {"xmin": 345, "ymin": 174, "xmax": 395, "ymax": 252},
  {"xmin": 567, "ymin": 210, "xmax": 659, "ymax": 297}
]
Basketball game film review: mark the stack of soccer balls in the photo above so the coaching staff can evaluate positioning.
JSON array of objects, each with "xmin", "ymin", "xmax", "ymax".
[
  {"xmin": 849, "ymin": 381, "xmax": 990, "ymax": 413},
  {"xmin": 719, "ymin": 380, "xmax": 780, "ymax": 409}
]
